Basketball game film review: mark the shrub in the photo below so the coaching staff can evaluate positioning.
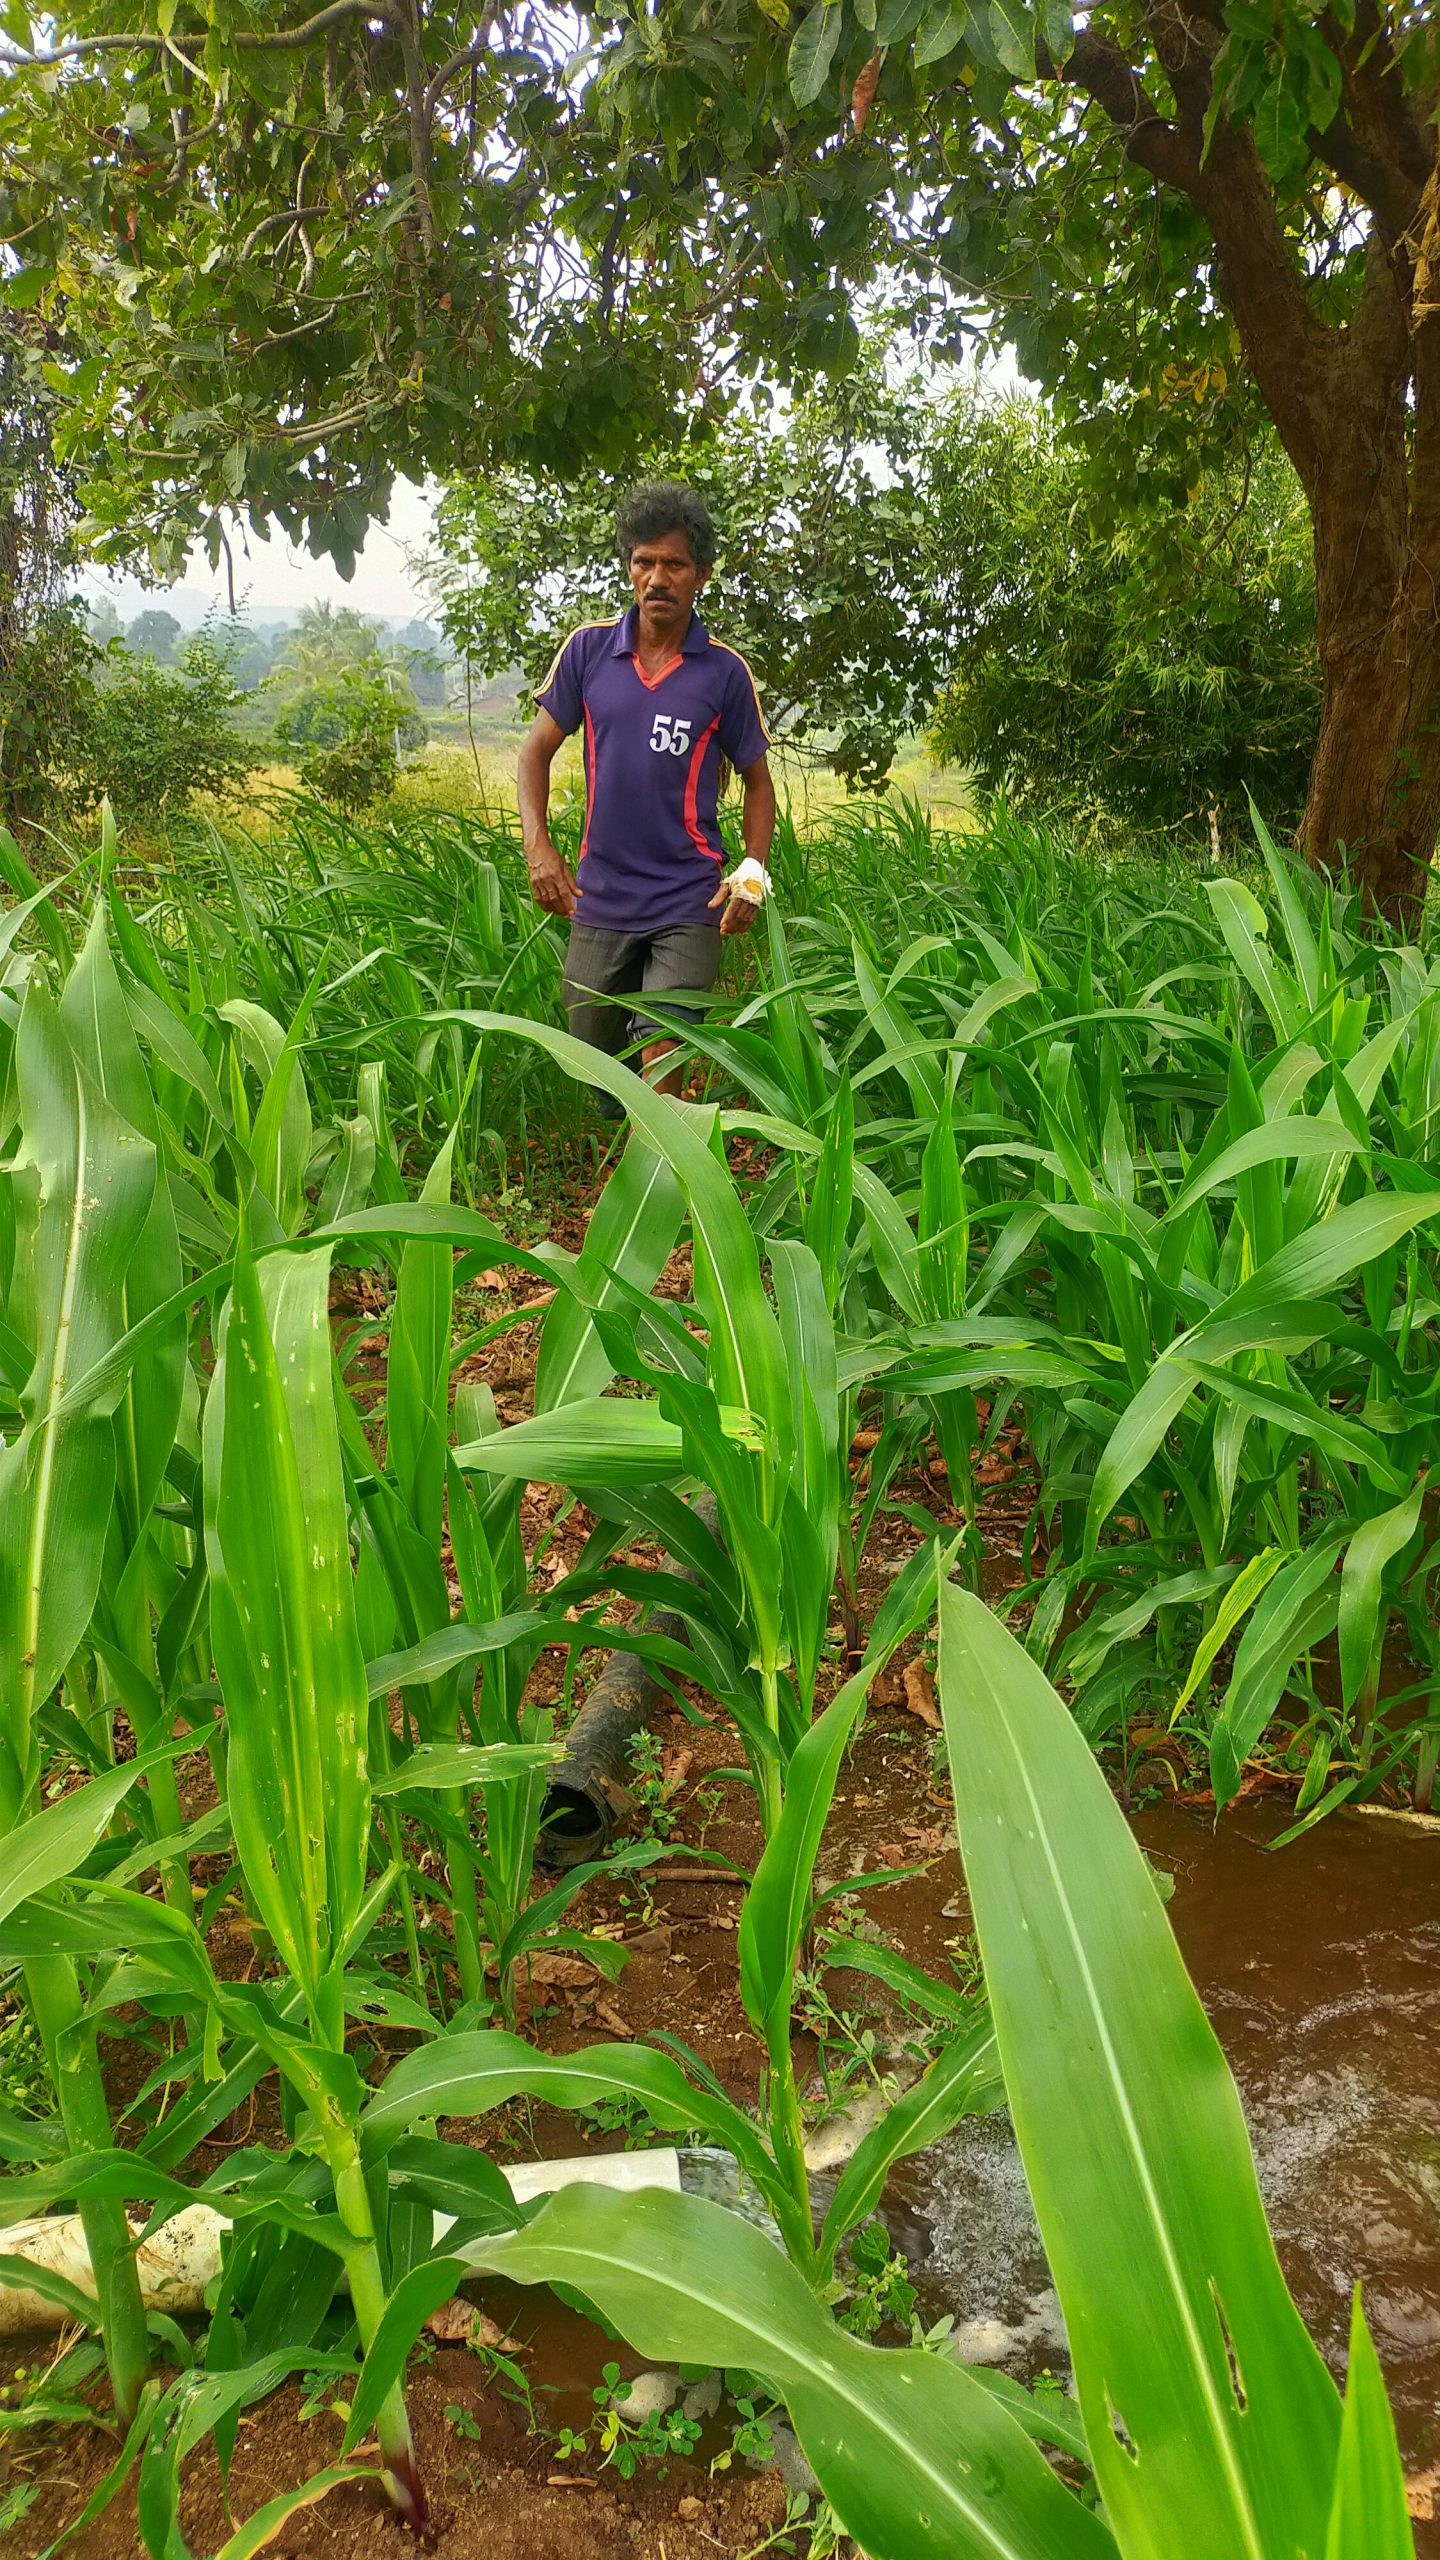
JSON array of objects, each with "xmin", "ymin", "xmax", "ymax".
[
  {"xmin": 70, "ymin": 633, "xmax": 254, "ymax": 820},
  {"xmin": 274, "ymin": 665, "xmax": 427, "ymax": 812}
]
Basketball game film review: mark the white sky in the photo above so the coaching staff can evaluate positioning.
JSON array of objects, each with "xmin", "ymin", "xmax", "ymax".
[{"xmin": 75, "ymin": 477, "xmax": 442, "ymax": 629}]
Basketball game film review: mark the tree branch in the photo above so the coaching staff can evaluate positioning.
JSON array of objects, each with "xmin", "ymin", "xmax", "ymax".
[
  {"xmin": 0, "ymin": 1, "xmax": 392, "ymax": 71},
  {"xmin": 1052, "ymin": 32, "xmax": 1200, "ymax": 198}
]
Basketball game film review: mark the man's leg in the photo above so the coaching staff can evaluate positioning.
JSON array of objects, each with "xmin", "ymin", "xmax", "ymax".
[
  {"xmin": 562, "ymin": 925, "xmax": 647, "ymax": 1117},
  {"xmin": 636, "ymin": 924, "xmax": 723, "ymax": 1098}
]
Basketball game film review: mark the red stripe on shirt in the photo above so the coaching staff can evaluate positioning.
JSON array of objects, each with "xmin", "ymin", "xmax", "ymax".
[
  {"xmin": 682, "ymin": 716, "xmax": 723, "ymax": 864},
  {"xmin": 581, "ymin": 704, "xmax": 597, "ymax": 859},
  {"xmin": 632, "ymin": 653, "xmax": 684, "ymax": 692}
]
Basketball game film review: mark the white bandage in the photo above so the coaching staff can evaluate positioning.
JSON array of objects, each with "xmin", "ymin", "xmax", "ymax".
[{"xmin": 726, "ymin": 856, "xmax": 773, "ymax": 904}]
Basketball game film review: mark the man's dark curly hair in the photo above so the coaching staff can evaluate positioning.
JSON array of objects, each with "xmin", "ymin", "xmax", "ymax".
[{"xmin": 615, "ymin": 481, "xmax": 717, "ymax": 570}]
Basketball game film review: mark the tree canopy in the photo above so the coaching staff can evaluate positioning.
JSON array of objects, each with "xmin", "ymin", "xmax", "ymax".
[
  {"xmin": 4, "ymin": 0, "xmax": 1438, "ymax": 907},
  {"xmin": 424, "ymin": 355, "xmax": 946, "ymax": 785},
  {"xmin": 926, "ymin": 400, "xmax": 1319, "ymax": 841}
]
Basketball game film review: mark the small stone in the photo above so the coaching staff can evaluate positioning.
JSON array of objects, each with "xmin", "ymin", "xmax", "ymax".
[
  {"xmin": 760, "ymin": 2423, "xmax": 821, "ymax": 2499},
  {"xmin": 681, "ymin": 2371, "xmax": 723, "ymax": 2423},
  {"xmin": 678, "ymin": 2496, "xmax": 703, "ymax": 2519},
  {"xmin": 616, "ymin": 2368, "xmax": 678, "ymax": 2421}
]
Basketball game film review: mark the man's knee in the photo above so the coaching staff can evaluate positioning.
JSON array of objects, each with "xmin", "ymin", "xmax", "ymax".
[{"xmin": 562, "ymin": 926, "xmax": 642, "ymax": 1059}]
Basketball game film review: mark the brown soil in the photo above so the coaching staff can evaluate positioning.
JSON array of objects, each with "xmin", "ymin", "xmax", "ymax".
[{"xmin": 9, "ymin": 2352, "xmax": 795, "ymax": 2559}]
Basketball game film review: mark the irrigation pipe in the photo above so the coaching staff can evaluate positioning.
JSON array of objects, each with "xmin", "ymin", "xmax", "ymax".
[
  {"xmin": 540, "ymin": 1489, "xmax": 723, "ymax": 1867},
  {"xmin": 0, "ymin": 2076, "xmax": 911, "ymax": 2336},
  {"xmin": 0, "ymin": 2151, "xmax": 684, "ymax": 2336}
]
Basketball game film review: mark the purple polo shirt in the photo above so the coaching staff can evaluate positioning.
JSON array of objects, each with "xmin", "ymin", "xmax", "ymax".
[{"xmin": 535, "ymin": 607, "xmax": 770, "ymax": 933}]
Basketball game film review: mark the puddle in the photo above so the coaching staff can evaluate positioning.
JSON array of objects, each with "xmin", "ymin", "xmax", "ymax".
[{"xmin": 896, "ymin": 1798, "xmax": 1440, "ymax": 2534}]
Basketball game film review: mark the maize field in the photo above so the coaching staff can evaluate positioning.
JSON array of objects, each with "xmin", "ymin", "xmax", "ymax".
[{"xmin": 0, "ymin": 798, "xmax": 1429, "ymax": 2556}]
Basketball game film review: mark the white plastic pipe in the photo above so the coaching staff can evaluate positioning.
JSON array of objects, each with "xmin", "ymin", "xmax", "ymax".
[{"xmin": 0, "ymin": 2150, "xmax": 683, "ymax": 2337}]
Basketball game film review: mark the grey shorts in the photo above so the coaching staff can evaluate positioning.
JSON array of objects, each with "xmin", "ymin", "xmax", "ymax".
[{"xmin": 562, "ymin": 921, "xmax": 722, "ymax": 1059}]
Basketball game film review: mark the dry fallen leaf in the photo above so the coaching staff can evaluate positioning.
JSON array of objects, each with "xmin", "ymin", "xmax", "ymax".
[
  {"xmin": 592, "ymin": 1998, "xmax": 634, "ymax": 2039},
  {"xmin": 661, "ymin": 1744, "xmax": 694, "ymax": 1793},
  {"xmin": 525, "ymin": 1952, "xmax": 594, "ymax": 1988},
  {"xmin": 901, "ymin": 1660, "xmax": 941, "ymax": 1730},
  {"xmin": 424, "ymin": 2300, "xmax": 523, "ymax": 2353}
]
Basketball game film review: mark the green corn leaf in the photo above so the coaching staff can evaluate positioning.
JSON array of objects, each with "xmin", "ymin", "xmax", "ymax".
[
  {"xmin": 1166, "ymin": 1117, "xmax": 1364, "ymax": 1219},
  {"xmin": 1324, "ymin": 2291, "xmax": 1416, "ymax": 2558},
  {"xmin": 1192, "ymin": 1188, "xmax": 1440, "ymax": 1342},
  {"xmin": 454, "ymin": 1394, "xmax": 685, "ymax": 1487},
  {"xmin": 0, "ymin": 984, "xmax": 157, "ymax": 1808},
  {"xmin": 369, "ymin": 1740, "xmax": 558, "ymax": 1798},
  {"xmin": 1210, "ymin": 1538, "xmax": 1344, "ymax": 1807},
  {"xmin": 59, "ymin": 904, "xmax": 185, "ymax": 1581},
  {"xmin": 1248, "ymin": 802, "xmax": 1322, "ymax": 1010},
  {"xmin": 740, "ymin": 1537, "xmax": 949, "ymax": 2051},
  {"xmin": 219, "ymin": 992, "xmax": 315, "ymax": 1234},
  {"xmin": 937, "ymin": 1581, "xmax": 1343, "ymax": 2560},
  {"xmin": 1337, "ymin": 1485, "xmax": 1424, "ymax": 1714},
  {"xmin": 805, "ymin": 1071, "xmax": 854, "ymax": 1295},
  {"xmin": 740, "ymin": 1667, "xmax": 874, "ymax": 2052},
  {"xmin": 386, "ymin": 1100, "xmax": 467, "ymax": 1547},
  {"xmin": 436, "ymin": 1012, "xmax": 788, "ymax": 1453},
  {"xmin": 360, "ymin": 2028, "xmax": 780, "ymax": 2208},
  {"xmin": 342, "ymin": 2256, "xmax": 471, "ymax": 2456},
  {"xmin": 536, "ymin": 1131, "xmax": 685, "ymax": 1412},
  {"xmin": 203, "ymin": 1235, "xmax": 370, "ymax": 2038},
  {"xmin": 363, "ymin": 1612, "xmax": 549, "ymax": 1698},
  {"xmin": 0, "ymin": 2251, "xmax": 104, "ymax": 2330},
  {"xmin": 465, "ymin": 2185, "xmax": 1114, "ymax": 2560},
  {"xmin": 818, "ymin": 2017, "xmax": 1003, "ymax": 2267},
  {"xmin": 0, "ymin": 1762, "xmax": 143, "ymax": 1923},
  {"xmin": 207, "ymin": 2465, "xmax": 388, "ymax": 2560},
  {"xmin": 1203, "ymin": 878, "xmax": 1302, "ymax": 1042},
  {"xmin": 137, "ymin": 2348, "xmax": 357, "ymax": 2560},
  {"xmin": 820, "ymin": 1935, "xmax": 978, "ymax": 2025},
  {"xmin": 1171, "ymin": 1548, "xmax": 1283, "ymax": 1722},
  {"xmin": 1084, "ymin": 1361, "xmax": 1199, "ymax": 1556}
]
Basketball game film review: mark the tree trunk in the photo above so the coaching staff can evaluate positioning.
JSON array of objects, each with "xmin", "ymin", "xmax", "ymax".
[
  {"xmin": 1295, "ymin": 338, "xmax": 1440, "ymax": 936},
  {"xmin": 1301, "ymin": 578, "xmax": 1440, "ymax": 936}
]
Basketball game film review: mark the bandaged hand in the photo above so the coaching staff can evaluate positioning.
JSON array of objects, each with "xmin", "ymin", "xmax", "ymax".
[{"xmin": 708, "ymin": 856, "xmax": 773, "ymax": 937}]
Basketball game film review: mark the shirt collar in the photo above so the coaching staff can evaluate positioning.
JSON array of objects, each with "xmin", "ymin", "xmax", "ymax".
[{"xmin": 611, "ymin": 607, "xmax": 710, "ymax": 657}]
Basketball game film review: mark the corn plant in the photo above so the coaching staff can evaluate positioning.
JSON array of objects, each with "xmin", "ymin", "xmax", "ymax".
[
  {"xmin": 0, "ymin": 941, "xmax": 161, "ymax": 2423},
  {"xmin": 460, "ymin": 1575, "xmax": 1415, "ymax": 2560}
]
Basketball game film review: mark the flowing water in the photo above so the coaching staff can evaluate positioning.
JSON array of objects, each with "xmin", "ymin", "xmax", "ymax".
[{"xmin": 897, "ymin": 1798, "xmax": 1440, "ymax": 2536}]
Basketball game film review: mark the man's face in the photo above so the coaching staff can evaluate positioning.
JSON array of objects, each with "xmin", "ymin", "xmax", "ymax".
[{"xmin": 628, "ymin": 529, "xmax": 707, "ymax": 636}]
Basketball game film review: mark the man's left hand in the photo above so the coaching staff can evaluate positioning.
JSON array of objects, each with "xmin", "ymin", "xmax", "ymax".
[{"xmin": 709, "ymin": 883, "xmax": 759, "ymax": 937}]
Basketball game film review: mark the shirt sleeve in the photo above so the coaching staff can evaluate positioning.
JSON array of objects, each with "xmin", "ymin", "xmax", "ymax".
[
  {"xmin": 717, "ymin": 651, "xmax": 771, "ymax": 770},
  {"xmin": 534, "ymin": 629, "xmax": 586, "ymax": 734}
]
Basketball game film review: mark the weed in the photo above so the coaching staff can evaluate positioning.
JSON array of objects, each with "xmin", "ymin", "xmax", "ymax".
[
  {"xmin": 0, "ymin": 1997, "xmax": 49, "ymax": 2118},
  {"xmin": 626, "ymin": 1728, "xmax": 679, "ymax": 1844},
  {"xmin": 592, "ymin": 2365, "xmax": 703, "ymax": 2479},
  {"xmin": 833, "ymin": 2222, "xmax": 919, "ymax": 2342}
]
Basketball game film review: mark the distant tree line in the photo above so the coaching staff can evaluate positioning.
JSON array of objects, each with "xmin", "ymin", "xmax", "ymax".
[{"xmin": 3, "ymin": 594, "xmax": 456, "ymax": 830}]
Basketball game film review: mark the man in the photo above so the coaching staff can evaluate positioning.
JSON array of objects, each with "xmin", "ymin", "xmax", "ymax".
[{"xmin": 516, "ymin": 482, "xmax": 777, "ymax": 1098}]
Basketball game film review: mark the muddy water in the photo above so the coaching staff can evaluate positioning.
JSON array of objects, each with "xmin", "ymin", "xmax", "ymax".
[{"xmin": 898, "ymin": 1799, "xmax": 1440, "ymax": 2531}]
